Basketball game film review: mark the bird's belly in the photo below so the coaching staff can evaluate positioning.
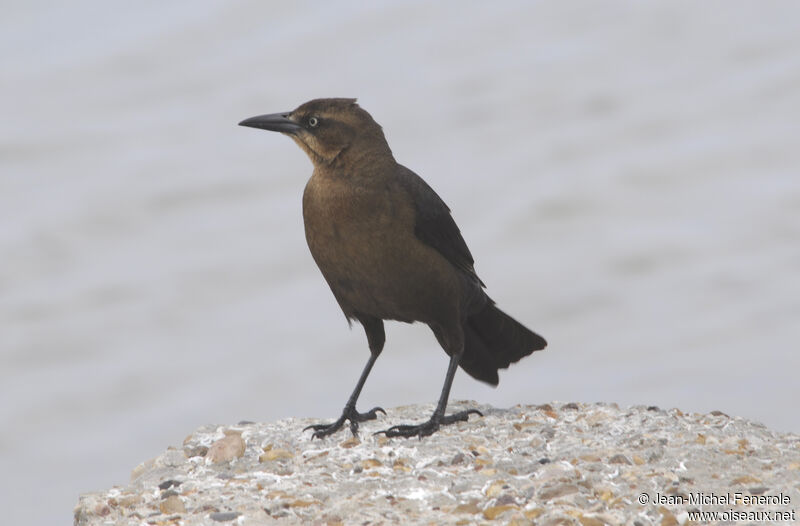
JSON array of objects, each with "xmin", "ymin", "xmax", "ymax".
[{"xmin": 306, "ymin": 217, "xmax": 458, "ymax": 323}]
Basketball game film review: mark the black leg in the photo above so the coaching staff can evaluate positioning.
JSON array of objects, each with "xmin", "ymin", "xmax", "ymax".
[
  {"xmin": 376, "ymin": 350, "xmax": 482, "ymax": 439},
  {"xmin": 304, "ymin": 352, "xmax": 385, "ymax": 439}
]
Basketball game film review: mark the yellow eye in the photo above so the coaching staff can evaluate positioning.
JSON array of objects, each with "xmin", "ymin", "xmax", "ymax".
[{"xmin": 308, "ymin": 116, "xmax": 319, "ymax": 128}]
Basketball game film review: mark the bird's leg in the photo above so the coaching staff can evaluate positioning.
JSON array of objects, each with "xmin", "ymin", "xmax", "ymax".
[
  {"xmin": 304, "ymin": 352, "xmax": 384, "ymax": 439},
  {"xmin": 376, "ymin": 350, "xmax": 482, "ymax": 439}
]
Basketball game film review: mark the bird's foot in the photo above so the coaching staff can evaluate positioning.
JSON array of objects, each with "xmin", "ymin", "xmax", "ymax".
[
  {"xmin": 375, "ymin": 409, "xmax": 483, "ymax": 439},
  {"xmin": 303, "ymin": 405, "xmax": 385, "ymax": 439}
]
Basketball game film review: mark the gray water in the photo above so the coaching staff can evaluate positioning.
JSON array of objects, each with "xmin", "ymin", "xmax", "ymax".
[{"xmin": 2, "ymin": 2, "xmax": 799, "ymax": 525}]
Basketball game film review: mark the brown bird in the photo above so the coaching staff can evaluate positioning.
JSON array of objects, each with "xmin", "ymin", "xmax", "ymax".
[{"xmin": 239, "ymin": 98, "xmax": 546, "ymax": 438}]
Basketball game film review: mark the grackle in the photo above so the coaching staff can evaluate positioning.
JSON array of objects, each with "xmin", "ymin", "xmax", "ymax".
[{"xmin": 239, "ymin": 98, "xmax": 547, "ymax": 438}]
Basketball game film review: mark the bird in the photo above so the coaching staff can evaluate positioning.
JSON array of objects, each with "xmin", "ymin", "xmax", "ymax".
[{"xmin": 239, "ymin": 98, "xmax": 547, "ymax": 438}]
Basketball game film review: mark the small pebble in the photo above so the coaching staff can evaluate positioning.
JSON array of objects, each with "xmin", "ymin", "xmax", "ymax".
[
  {"xmin": 209, "ymin": 511, "xmax": 240, "ymax": 522},
  {"xmin": 608, "ymin": 454, "xmax": 631, "ymax": 465},
  {"xmin": 451, "ymin": 452, "xmax": 466, "ymax": 465},
  {"xmin": 159, "ymin": 495, "xmax": 185, "ymax": 514},
  {"xmin": 158, "ymin": 479, "xmax": 181, "ymax": 490},
  {"xmin": 207, "ymin": 433, "xmax": 245, "ymax": 464}
]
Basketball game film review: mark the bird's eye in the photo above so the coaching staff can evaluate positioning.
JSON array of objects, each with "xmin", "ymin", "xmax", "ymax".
[{"xmin": 308, "ymin": 116, "xmax": 319, "ymax": 128}]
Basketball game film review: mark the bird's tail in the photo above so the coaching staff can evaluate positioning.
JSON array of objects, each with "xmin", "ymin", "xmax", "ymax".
[{"xmin": 458, "ymin": 303, "xmax": 547, "ymax": 386}]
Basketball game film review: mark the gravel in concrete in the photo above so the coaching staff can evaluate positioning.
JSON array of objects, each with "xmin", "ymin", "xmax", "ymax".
[{"xmin": 74, "ymin": 402, "xmax": 800, "ymax": 525}]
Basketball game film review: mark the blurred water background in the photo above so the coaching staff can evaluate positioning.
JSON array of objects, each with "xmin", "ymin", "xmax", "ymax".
[{"xmin": 2, "ymin": 2, "xmax": 799, "ymax": 524}]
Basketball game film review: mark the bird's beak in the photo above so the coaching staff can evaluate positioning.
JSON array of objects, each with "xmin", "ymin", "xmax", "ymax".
[{"xmin": 238, "ymin": 112, "xmax": 302, "ymax": 134}]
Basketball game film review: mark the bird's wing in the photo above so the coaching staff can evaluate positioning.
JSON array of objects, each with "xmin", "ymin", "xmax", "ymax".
[{"xmin": 395, "ymin": 164, "xmax": 485, "ymax": 287}]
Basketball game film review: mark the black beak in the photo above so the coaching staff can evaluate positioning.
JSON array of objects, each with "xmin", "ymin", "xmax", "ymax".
[{"xmin": 238, "ymin": 112, "xmax": 302, "ymax": 134}]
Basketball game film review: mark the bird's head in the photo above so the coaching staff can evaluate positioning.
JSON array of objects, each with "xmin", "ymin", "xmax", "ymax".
[{"xmin": 239, "ymin": 98, "xmax": 391, "ymax": 166}]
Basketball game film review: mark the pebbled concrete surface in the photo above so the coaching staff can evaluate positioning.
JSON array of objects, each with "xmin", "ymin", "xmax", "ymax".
[{"xmin": 75, "ymin": 402, "xmax": 800, "ymax": 525}]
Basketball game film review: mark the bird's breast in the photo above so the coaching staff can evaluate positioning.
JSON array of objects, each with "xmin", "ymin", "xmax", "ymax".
[
  {"xmin": 300, "ymin": 172, "xmax": 457, "ymax": 322},
  {"xmin": 302, "ymin": 173, "xmax": 408, "ymax": 264}
]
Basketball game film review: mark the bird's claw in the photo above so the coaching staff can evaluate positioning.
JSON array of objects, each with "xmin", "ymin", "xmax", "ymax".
[
  {"xmin": 375, "ymin": 409, "xmax": 483, "ymax": 439},
  {"xmin": 303, "ymin": 406, "xmax": 385, "ymax": 439}
]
